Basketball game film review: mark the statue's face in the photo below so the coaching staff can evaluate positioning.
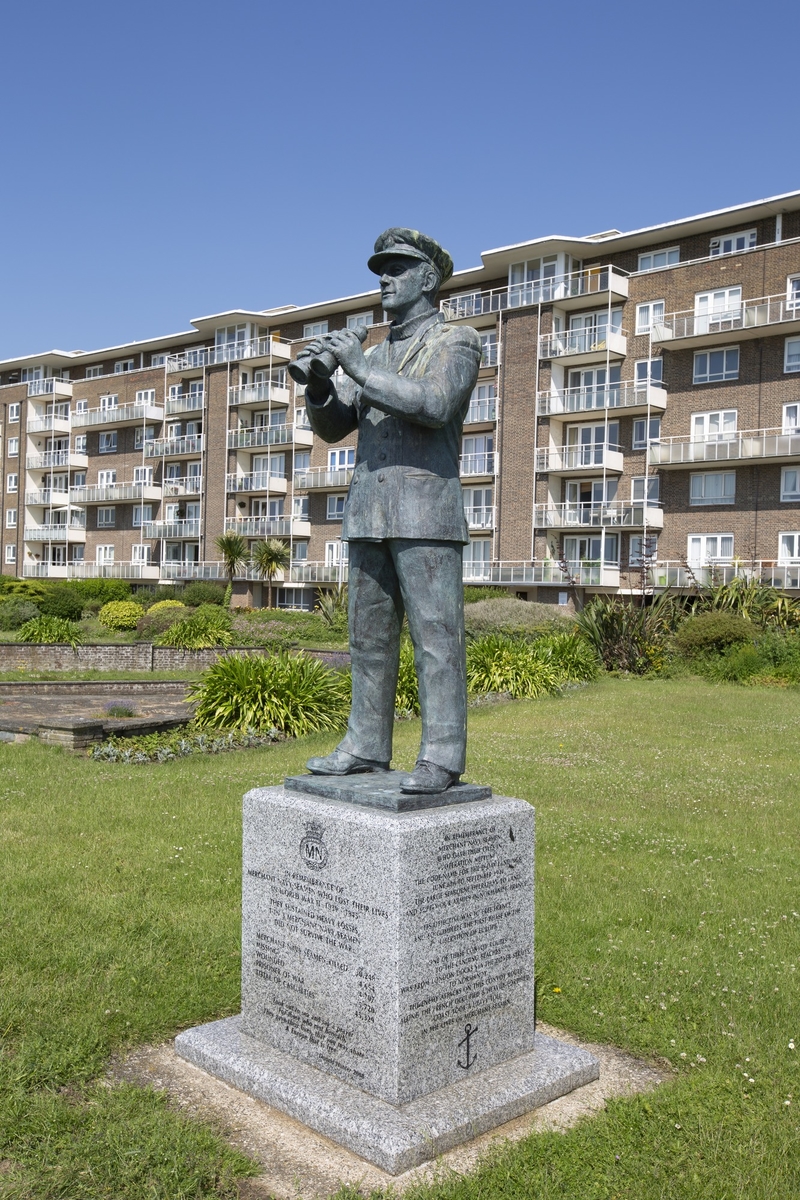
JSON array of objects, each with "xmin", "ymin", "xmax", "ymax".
[{"xmin": 379, "ymin": 257, "xmax": 435, "ymax": 313}]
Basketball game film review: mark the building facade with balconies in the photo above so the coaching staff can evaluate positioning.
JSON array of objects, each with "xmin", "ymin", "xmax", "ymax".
[{"xmin": 2, "ymin": 191, "xmax": 800, "ymax": 604}]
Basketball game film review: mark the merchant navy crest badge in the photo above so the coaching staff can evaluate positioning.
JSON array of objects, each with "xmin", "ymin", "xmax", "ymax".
[{"xmin": 299, "ymin": 820, "xmax": 328, "ymax": 871}]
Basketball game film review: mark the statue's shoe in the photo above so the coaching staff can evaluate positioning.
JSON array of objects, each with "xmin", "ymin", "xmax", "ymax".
[
  {"xmin": 305, "ymin": 749, "xmax": 389, "ymax": 775},
  {"xmin": 400, "ymin": 760, "xmax": 460, "ymax": 794}
]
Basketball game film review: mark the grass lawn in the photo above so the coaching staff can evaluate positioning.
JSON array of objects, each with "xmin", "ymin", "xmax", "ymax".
[{"xmin": 0, "ymin": 677, "xmax": 798, "ymax": 1198}]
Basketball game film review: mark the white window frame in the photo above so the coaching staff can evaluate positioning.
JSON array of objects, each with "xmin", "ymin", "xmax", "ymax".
[
  {"xmin": 4, "ymin": 544, "xmax": 16, "ymax": 564},
  {"xmin": 131, "ymin": 543, "xmax": 152, "ymax": 564},
  {"xmin": 5, "ymin": 508, "xmax": 17, "ymax": 528},
  {"xmin": 346, "ymin": 312, "xmax": 374, "ymax": 330},
  {"xmin": 694, "ymin": 287, "xmax": 742, "ymax": 333},
  {"xmin": 634, "ymin": 358, "xmax": 663, "ymax": 390},
  {"xmin": 778, "ymin": 532, "xmax": 800, "ymax": 562},
  {"xmin": 326, "ymin": 493, "xmax": 346, "ymax": 520},
  {"xmin": 637, "ymin": 247, "xmax": 679, "ymax": 273},
  {"xmin": 150, "ymin": 353, "xmax": 167, "ymax": 367},
  {"xmin": 687, "ymin": 534, "xmax": 734, "ymax": 563},
  {"xmin": 787, "ymin": 275, "xmax": 800, "ymax": 311},
  {"xmin": 132, "ymin": 505, "xmax": 152, "ymax": 528},
  {"xmin": 325, "ymin": 540, "xmax": 349, "ymax": 567},
  {"xmin": 328, "ymin": 447, "xmax": 355, "ymax": 470},
  {"xmin": 97, "ymin": 507, "xmax": 115, "ymax": 527},
  {"xmin": 96, "ymin": 545, "xmax": 115, "ymax": 564},
  {"xmin": 134, "ymin": 426, "xmax": 155, "ymax": 449},
  {"xmin": 133, "ymin": 465, "xmax": 153, "ymax": 484},
  {"xmin": 303, "ymin": 320, "xmax": 328, "ymax": 338},
  {"xmin": 6, "ymin": 473, "xmax": 18, "ymax": 493},
  {"xmin": 689, "ymin": 471, "xmax": 736, "ymax": 505},
  {"xmin": 75, "ymin": 399, "xmax": 88, "ymax": 413},
  {"xmin": 135, "ymin": 388, "xmax": 156, "ymax": 405},
  {"xmin": 97, "ymin": 469, "xmax": 116, "ymax": 487},
  {"xmin": 780, "ymin": 467, "xmax": 800, "ymax": 503},
  {"xmin": 631, "ymin": 476, "xmax": 660, "ymax": 503},
  {"xmin": 74, "ymin": 434, "xmax": 87, "ymax": 453},
  {"xmin": 629, "ymin": 534, "xmax": 658, "ymax": 566},
  {"xmin": 693, "ymin": 347, "xmax": 739, "ymax": 384},
  {"xmin": 99, "ymin": 431, "xmax": 117, "ymax": 454},
  {"xmin": 710, "ymin": 229, "xmax": 756, "ymax": 256},
  {"xmin": 632, "ymin": 416, "xmax": 661, "ymax": 449},
  {"xmin": 114, "ymin": 359, "xmax": 135, "ymax": 373},
  {"xmin": 784, "ymin": 336, "xmax": 800, "ymax": 373},
  {"xmin": 292, "ymin": 541, "xmax": 308, "ymax": 562},
  {"xmin": 8, "ymin": 403, "xmax": 20, "ymax": 422},
  {"xmin": 293, "ymin": 494, "xmax": 309, "ymax": 519},
  {"xmin": 782, "ymin": 403, "xmax": 800, "ymax": 434},
  {"xmin": 635, "ymin": 300, "xmax": 665, "ymax": 334},
  {"xmin": 100, "ymin": 393, "xmax": 119, "ymax": 410},
  {"xmin": 8, "ymin": 437, "xmax": 19, "ymax": 457},
  {"xmin": 691, "ymin": 409, "xmax": 737, "ymax": 441},
  {"xmin": 85, "ymin": 365, "xmax": 103, "ymax": 379}
]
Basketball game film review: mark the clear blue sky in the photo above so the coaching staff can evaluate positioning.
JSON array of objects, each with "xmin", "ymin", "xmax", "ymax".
[{"xmin": 1, "ymin": 0, "xmax": 797, "ymax": 359}]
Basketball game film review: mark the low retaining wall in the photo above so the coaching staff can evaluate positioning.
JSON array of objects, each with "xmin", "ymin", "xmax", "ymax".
[{"xmin": 0, "ymin": 644, "xmax": 350, "ymax": 673}]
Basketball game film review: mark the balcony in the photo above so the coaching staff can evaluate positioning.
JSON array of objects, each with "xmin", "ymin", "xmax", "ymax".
[
  {"xmin": 464, "ymin": 401, "xmax": 497, "ymax": 424},
  {"xmin": 24, "ymin": 522, "xmax": 87, "ymax": 542},
  {"xmin": 536, "ymin": 443, "xmax": 624, "ymax": 475},
  {"xmin": 290, "ymin": 562, "xmax": 349, "ymax": 584},
  {"xmin": 167, "ymin": 336, "xmax": 291, "ymax": 374},
  {"xmin": 537, "ymin": 381, "xmax": 667, "ymax": 418},
  {"xmin": 462, "ymin": 559, "xmax": 620, "ymax": 588},
  {"xmin": 26, "ymin": 450, "xmax": 88, "ymax": 471},
  {"xmin": 25, "ymin": 487, "xmax": 70, "ymax": 506},
  {"xmin": 68, "ymin": 561, "xmax": 160, "ymax": 580},
  {"xmin": 224, "ymin": 516, "xmax": 312, "ymax": 538},
  {"xmin": 460, "ymin": 453, "xmax": 497, "ymax": 477},
  {"xmin": 464, "ymin": 506, "xmax": 495, "ymax": 531},
  {"xmin": 653, "ymin": 293, "xmax": 800, "ymax": 348},
  {"xmin": 157, "ymin": 561, "xmax": 262, "ymax": 581},
  {"xmin": 141, "ymin": 519, "xmax": 200, "ymax": 539},
  {"xmin": 294, "ymin": 466, "xmax": 353, "ymax": 490},
  {"xmin": 227, "ymin": 382, "xmax": 291, "ymax": 409},
  {"xmin": 650, "ymin": 427, "xmax": 800, "ymax": 468},
  {"xmin": 27, "ymin": 378, "xmax": 73, "ymax": 399},
  {"xmin": 227, "ymin": 423, "xmax": 313, "ymax": 450},
  {"xmin": 225, "ymin": 471, "xmax": 289, "ymax": 495},
  {"xmin": 648, "ymin": 560, "xmax": 800, "ymax": 591},
  {"xmin": 22, "ymin": 562, "xmax": 69, "ymax": 578},
  {"xmin": 440, "ymin": 266, "xmax": 629, "ymax": 323},
  {"xmin": 166, "ymin": 391, "xmax": 204, "ymax": 415},
  {"xmin": 70, "ymin": 482, "xmax": 162, "ymax": 504},
  {"xmin": 145, "ymin": 434, "xmax": 203, "ymax": 458},
  {"xmin": 71, "ymin": 401, "xmax": 164, "ymax": 429},
  {"xmin": 162, "ymin": 475, "xmax": 202, "ymax": 497},
  {"xmin": 538, "ymin": 327, "xmax": 627, "ymax": 365},
  {"xmin": 27, "ymin": 410, "xmax": 71, "ymax": 434},
  {"xmin": 534, "ymin": 502, "xmax": 664, "ymax": 530}
]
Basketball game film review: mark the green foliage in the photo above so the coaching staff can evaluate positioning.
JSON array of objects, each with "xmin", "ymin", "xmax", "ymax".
[
  {"xmin": 575, "ymin": 593, "xmax": 679, "ymax": 674},
  {"xmin": 223, "ymin": 582, "xmax": 233, "ymax": 608},
  {"xmin": 156, "ymin": 606, "xmax": 234, "ymax": 649},
  {"xmin": 37, "ymin": 585, "xmax": 85, "ymax": 622},
  {"xmin": 17, "ymin": 616, "xmax": 83, "ymax": 647},
  {"xmin": 88, "ymin": 722, "xmax": 279, "ymax": 763},
  {"xmin": 464, "ymin": 597, "xmax": 573, "ymax": 641},
  {"xmin": 692, "ymin": 629, "xmax": 800, "ymax": 686},
  {"xmin": 530, "ymin": 631, "xmax": 601, "ymax": 682},
  {"xmin": 674, "ymin": 611, "xmax": 756, "ymax": 656},
  {"xmin": 182, "ymin": 580, "xmax": 227, "ymax": 607},
  {"xmin": 466, "ymin": 633, "xmax": 561, "ymax": 698},
  {"xmin": 98, "ymin": 600, "xmax": 146, "ymax": 631},
  {"xmin": 135, "ymin": 604, "xmax": 191, "ymax": 641},
  {"xmin": 251, "ymin": 538, "xmax": 291, "ymax": 607},
  {"xmin": 462, "ymin": 585, "xmax": 509, "ymax": 604},
  {"xmin": 395, "ymin": 638, "xmax": 420, "ymax": 715},
  {"xmin": 316, "ymin": 585, "xmax": 348, "ymax": 632},
  {"xmin": 214, "ymin": 532, "xmax": 248, "ymax": 588},
  {"xmin": 147, "ymin": 598, "xmax": 187, "ymax": 614},
  {"xmin": 0, "ymin": 597, "xmax": 41, "ymax": 631},
  {"xmin": 190, "ymin": 651, "xmax": 351, "ymax": 737},
  {"xmin": 693, "ymin": 574, "xmax": 783, "ymax": 626}
]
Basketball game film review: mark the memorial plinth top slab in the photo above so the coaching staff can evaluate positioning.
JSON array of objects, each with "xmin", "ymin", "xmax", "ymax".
[{"xmin": 284, "ymin": 771, "xmax": 492, "ymax": 812}]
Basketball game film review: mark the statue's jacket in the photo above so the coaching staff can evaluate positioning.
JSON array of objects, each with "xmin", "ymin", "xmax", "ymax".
[{"xmin": 305, "ymin": 313, "xmax": 482, "ymax": 543}]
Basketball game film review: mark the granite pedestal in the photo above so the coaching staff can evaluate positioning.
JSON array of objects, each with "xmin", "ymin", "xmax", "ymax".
[{"xmin": 175, "ymin": 779, "xmax": 599, "ymax": 1173}]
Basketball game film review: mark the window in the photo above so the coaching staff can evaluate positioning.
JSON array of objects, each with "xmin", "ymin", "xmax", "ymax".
[
  {"xmin": 6, "ymin": 474, "xmax": 17, "ymax": 493},
  {"xmin": 328, "ymin": 447, "xmax": 355, "ymax": 470},
  {"xmin": 694, "ymin": 287, "xmax": 742, "ymax": 333},
  {"xmin": 637, "ymin": 247, "xmax": 679, "ymax": 272},
  {"xmin": 303, "ymin": 320, "xmax": 328, "ymax": 338},
  {"xmin": 99, "ymin": 431, "xmax": 117, "ymax": 453},
  {"xmin": 327, "ymin": 494, "xmax": 346, "ymax": 520},
  {"xmin": 133, "ymin": 466, "xmax": 153, "ymax": 484},
  {"xmin": 114, "ymin": 359, "xmax": 135, "ymax": 373},
  {"xmin": 97, "ymin": 507, "xmax": 115, "ymax": 527},
  {"xmin": 132, "ymin": 543, "xmax": 151, "ymax": 564},
  {"xmin": 346, "ymin": 312, "xmax": 374, "ymax": 330},
  {"xmin": 292, "ymin": 541, "xmax": 308, "ymax": 562},
  {"xmin": 629, "ymin": 534, "xmax": 658, "ymax": 566},
  {"xmin": 151, "ymin": 353, "xmax": 167, "ymax": 366},
  {"xmin": 632, "ymin": 416, "xmax": 661, "ymax": 448},
  {"xmin": 691, "ymin": 410, "xmax": 737, "ymax": 441},
  {"xmin": 693, "ymin": 348, "xmax": 739, "ymax": 383},
  {"xmin": 325, "ymin": 540, "xmax": 349, "ymax": 567},
  {"xmin": 294, "ymin": 450, "xmax": 310, "ymax": 472},
  {"xmin": 509, "ymin": 255, "xmax": 560, "ymax": 304},
  {"xmin": 74, "ymin": 434, "xmax": 87, "ymax": 453},
  {"xmin": 100, "ymin": 393, "xmax": 118, "ymax": 410},
  {"xmin": 85, "ymin": 365, "xmax": 103, "ymax": 378},
  {"xmin": 133, "ymin": 505, "xmax": 152, "ymax": 527},
  {"xmin": 463, "ymin": 539, "xmax": 492, "ymax": 575},
  {"xmin": 293, "ymin": 495, "xmax": 309, "ymax": 519},
  {"xmin": 785, "ymin": 337, "xmax": 800, "ymax": 373},
  {"xmin": 783, "ymin": 404, "xmax": 800, "ymax": 434},
  {"xmin": 635, "ymin": 300, "xmax": 665, "ymax": 334},
  {"xmin": 73, "ymin": 472, "xmax": 86, "ymax": 488},
  {"xmin": 136, "ymin": 388, "xmax": 156, "ymax": 405},
  {"xmin": 787, "ymin": 275, "xmax": 800, "ymax": 311},
  {"xmin": 96, "ymin": 545, "xmax": 115, "ymax": 564},
  {"xmin": 8, "ymin": 437, "xmax": 19, "ymax": 457},
  {"xmin": 8, "ymin": 403, "xmax": 19, "ymax": 422},
  {"xmin": 70, "ymin": 545, "xmax": 84, "ymax": 563},
  {"xmin": 75, "ymin": 399, "xmax": 88, "ymax": 413},
  {"xmin": 134, "ymin": 426, "xmax": 155, "ymax": 448},
  {"xmin": 480, "ymin": 331, "xmax": 498, "ymax": 367},
  {"xmin": 781, "ymin": 468, "xmax": 800, "ymax": 502},
  {"xmin": 631, "ymin": 476, "xmax": 660, "ymax": 502},
  {"xmin": 563, "ymin": 534, "xmax": 619, "ymax": 566},
  {"xmin": 710, "ymin": 229, "xmax": 756, "ymax": 256},
  {"xmin": 5, "ymin": 545, "xmax": 16, "ymax": 564},
  {"xmin": 779, "ymin": 533, "xmax": 800, "ymax": 561},
  {"xmin": 635, "ymin": 358, "xmax": 663, "ymax": 389},
  {"xmin": 98, "ymin": 469, "xmax": 116, "ymax": 486},
  {"xmin": 5, "ymin": 509, "xmax": 17, "ymax": 528},
  {"xmin": 687, "ymin": 534, "xmax": 734, "ymax": 563},
  {"xmin": 690, "ymin": 471, "xmax": 736, "ymax": 505}
]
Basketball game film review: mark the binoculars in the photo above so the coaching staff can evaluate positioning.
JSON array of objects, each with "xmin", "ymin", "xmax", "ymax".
[{"xmin": 287, "ymin": 324, "xmax": 369, "ymax": 387}]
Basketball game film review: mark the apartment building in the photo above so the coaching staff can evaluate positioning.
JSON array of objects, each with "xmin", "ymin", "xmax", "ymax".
[{"xmin": 2, "ymin": 190, "xmax": 800, "ymax": 607}]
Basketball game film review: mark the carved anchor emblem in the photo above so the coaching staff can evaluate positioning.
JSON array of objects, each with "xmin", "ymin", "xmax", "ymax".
[{"xmin": 457, "ymin": 1023, "xmax": 477, "ymax": 1069}]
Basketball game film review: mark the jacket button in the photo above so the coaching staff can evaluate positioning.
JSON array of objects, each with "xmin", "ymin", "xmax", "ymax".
[
  {"xmin": 377, "ymin": 472, "xmax": 385, "ymax": 482},
  {"xmin": 382, "ymin": 429, "xmax": 389, "ymax": 439},
  {"xmin": 379, "ymin": 452, "xmax": 386, "ymax": 461}
]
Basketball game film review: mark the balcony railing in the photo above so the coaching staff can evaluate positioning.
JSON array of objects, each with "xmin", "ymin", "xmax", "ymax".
[
  {"xmin": 145, "ymin": 434, "xmax": 203, "ymax": 458},
  {"xmin": 227, "ymin": 382, "xmax": 291, "ymax": 407},
  {"xmin": 538, "ymin": 328, "xmax": 627, "ymax": 361},
  {"xmin": 71, "ymin": 402, "xmax": 164, "ymax": 428},
  {"xmin": 534, "ymin": 501, "xmax": 664, "ymax": 529},
  {"xmin": 536, "ymin": 444, "xmax": 624, "ymax": 474},
  {"xmin": 460, "ymin": 452, "xmax": 497, "ymax": 476},
  {"xmin": 290, "ymin": 562, "xmax": 349, "ymax": 584},
  {"xmin": 465, "ymin": 401, "xmax": 497, "ymax": 424},
  {"xmin": 22, "ymin": 562, "xmax": 70, "ymax": 578},
  {"xmin": 167, "ymin": 336, "xmax": 290, "ymax": 373},
  {"xmin": 224, "ymin": 516, "xmax": 294, "ymax": 538},
  {"xmin": 648, "ymin": 560, "xmax": 800, "ymax": 591},
  {"xmin": 27, "ymin": 378, "xmax": 73, "ymax": 398},
  {"xmin": 26, "ymin": 450, "xmax": 87, "ymax": 470},
  {"xmin": 462, "ymin": 559, "xmax": 620, "ymax": 587},
  {"xmin": 141, "ymin": 519, "xmax": 200, "ymax": 539},
  {"xmin": 440, "ymin": 266, "xmax": 629, "ymax": 321},
  {"xmin": 69, "ymin": 482, "xmax": 160, "ymax": 503},
  {"xmin": 649, "ymin": 427, "xmax": 800, "ymax": 467},
  {"xmin": 464, "ymin": 506, "xmax": 495, "ymax": 530},
  {"xmin": 24, "ymin": 521, "xmax": 86, "ymax": 541},
  {"xmin": 25, "ymin": 488, "xmax": 70, "ymax": 505},
  {"xmin": 68, "ymin": 561, "xmax": 158, "ymax": 579},
  {"xmin": 162, "ymin": 475, "xmax": 202, "ymax": 496},
  {"xmin": 226, "ymin": 471, "xmax": 288, "ymax": 493},
  {"xmin": 537, "ymin": 380, "xmax": 668, "ymax": 416},
  {"xmin": 165, "ymin": 391, "xmax": 204, "ymax": 415},
  {"xmin": 294, "ymin": 466, "xmax": 353, "ymax": 490},
  {"xmin": 27, "ymin": 412, "xmax": 71, "ymax": 433},
  {"xmin": 653, "ymin": 292, "xmax": 800, "ymax": 343},
  {"xmin": 158, "ymin": 561, "xmax": 261, "ymax": 581},
  {"xmin": 227, "ymin": 424, "xmax": 300, "ymax": 450}
]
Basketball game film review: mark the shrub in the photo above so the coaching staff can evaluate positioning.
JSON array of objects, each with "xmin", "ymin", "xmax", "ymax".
[
  {"xmin": 147, "ymin": 599, "xmax": 187, "ymax": 615},
  {"xmin": 98, "ymin": 600, "xmax": 146, "ymax": 631},
  {"xmin": 88, "ymin": 722, "xmax": 279, "ymax": 764},
  {"xmin": 69, "ymin": 579, "xmax": 131, "ymax": 604},
  {"xmin": 674, "ymin": 611, "xmax": 756, "ymax": 657},
  {"xmin": 157, "ymin": 606, "xmax": 234, "ymax": 649},
  {"xmin": 463, "ymin": 586, "xmax": 509, "ymax": 604},
  {"xmin": 464, "ymin": 598, "xmax": 573, "ymax": 641},
  {"xmin": 135, "ymin": 605, "xmax": 191, "ymax": 640},
  {"xmin": 38, "ymin": 585, "xmax": 85, "ymax": 622},
  {"xmin": 18, "ymin": 616, "xmax": 82, "ymax": 647},
  {"xmin": 0, "ymin": 598, "xmax": 41, "ymax": 631},
  {"xmin": 190, "ymin": 652, "xmax": 351, "ymax": 737},
  {"xmin": 701, "ymin": 643, "xmax": 765, "ymax": 683},
  {"xmin": 395, "ymin": 639, "xmax": 420, "ymax": 715},
  {"xmin": 182, "ymin": 581, "xmax": 227, "ymax": 608},
  {"xmin": 317, "ymin": 586, "xmax": 348, "ymax": 632},
  {"xmin": 575, "ymin": 594, "xmax": 679, "ymax": 674},
  {"xmin": 530, "ymin": 632, "xmax": 600, "ymax": 683},
  {"xmin": 466, "ymin": 634, "xmax": 561, "ymax": 699}
]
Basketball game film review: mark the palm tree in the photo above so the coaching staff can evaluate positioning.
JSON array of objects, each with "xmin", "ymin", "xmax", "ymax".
[
  {"xmin": 214, "ymin": 532, "xmax": 248, "ymax": 604},
  {"xmin": 251, "ymin": 538, "xmax": 291, "ymax": 609}
]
